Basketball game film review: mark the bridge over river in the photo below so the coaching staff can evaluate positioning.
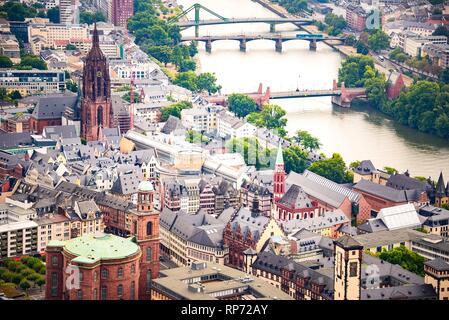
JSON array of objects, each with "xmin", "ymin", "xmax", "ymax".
[
  {"xmin": 181, "ymin": 34, "xmax": 344, "ymax": 52},
  {"xmin": 203, "ymin": 82, "xmax": 366, "ymax": 108}
]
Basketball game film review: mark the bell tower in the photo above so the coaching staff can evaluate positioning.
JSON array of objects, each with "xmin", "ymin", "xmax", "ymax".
[
  {"xmin": 333, "ymin": 235, "xmax": 363, "ymax": 300},
  {"xmin": 273, "ymin": 143, "xmax": 285, "ymax": 202},
  {"xmin": 134, "ymin": 181, "xmax": 160, "ymax": 300},
  {"xmin": 81, "ymin": 23, "xmax": 114, "ymax": 141}
]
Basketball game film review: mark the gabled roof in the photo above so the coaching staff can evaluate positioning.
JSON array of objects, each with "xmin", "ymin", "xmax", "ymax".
[
  {"xmin": 353, "ymin": 179, "xmax": 420, "ymax": 203},
  {"xmin": 425, "ymin": 257, "xmax": 449, "ymax": 271},
  {"xmin": 278, "ymin": 184, "xmax": 312, "ymax": 209},
  {"xmin": 354, "ymin": 160, "xmax": 377, "ymax": 175},
  {"xmin": 32, "ymin": 95, "xmax": 78, "ymax": 120},
  {"xmin": 334, "ymin": 235, "xmax": 363, "ymax": 249},
  {"xmin": 375, "ymin": 203, "xmax": 421, "ymax": 231},
  {"xmin": 286, "ymin": 170, "xmax": 360, "ymax": 208}
]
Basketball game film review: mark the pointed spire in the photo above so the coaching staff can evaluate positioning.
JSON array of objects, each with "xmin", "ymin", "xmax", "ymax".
[
  {"xmin": 93, "ymin": 22, "xmax": 99, "ymax": 48},
  {"xmin": 275, "ymin": 142, "xmax": 284, "ymax": 166},
  {"xmin": 436, "ymin": 172, "xmax": 446, "ymax": 197}
]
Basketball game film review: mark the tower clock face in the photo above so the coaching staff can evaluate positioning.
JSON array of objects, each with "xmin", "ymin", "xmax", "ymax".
[{"xmin": 97, "ymin": 71, "xmax": 102, "ymax": 78}]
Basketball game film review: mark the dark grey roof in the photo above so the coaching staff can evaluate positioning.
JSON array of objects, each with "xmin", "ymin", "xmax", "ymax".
[
  {"xmin": 353, "ymin": 179, "xmax": 420, "ymax": 202},
  {"xmin": 357, "ymin": 219, "xmax": 388, "ymax": 233},
  {"xmin": 278, "ymin": 184, "xmax": 312, "ymax": 209},
  {"xmin": 0, "ymin": 132, "xmax": 33, "ymax": 149},
  {"xmin": 362, "ymin": 284, "xmax": 436, "ymax": 300},
  {"xmin": 42, "ymin": 125, "xmax": 77, "ymax": 140},
  {"xmin": 387, "ymin": 174, "xmax": 429, "ymax": 191},
  {"xmin": 161, "ymin": 115, "xmax": 184, "ymax": 134},
  {"xmin": 230, "ymin": 207, "xmax": 271, "ymax": 241},
  {"xmin": 419, "ymin": 205, "xmax": 449, "ymax": 226},
  {"xmin": 354, "ymin": 160, "xmax": 377, "ymax": 175},
  {"xmin": 334, "ymin": 235, "xmax": 363, "ymax": 249},
  {"xmin": 111, "ymin": 170, "xmax": 144, "ymax": 195},
  {"xmin": 32, "ymin": 94, "xmax": 77, "ymax": 120},
  {"xmin": 425, "ymin": 258, "xmax": 449, "ymax": 271}
]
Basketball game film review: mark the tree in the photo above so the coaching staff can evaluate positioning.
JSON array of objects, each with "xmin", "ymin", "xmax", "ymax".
[
  {"xmin": 173, "ymin": 71, "xmax": 198, "ymax": 92},
  {"xmin": 293, "ymin": 130, "xmax": 321, "ymax": 151},
  {"xmin": 227, "ymin": 137, "xmax": 273, "ymax": 170},
  {"xmin": 247, "ymin": 104, "xmax": 288, "ymax": 137},
  {"xmin": 378, "ymin": 245, "xmax": 425, "ymax": 276},
  {"xmin": 65, "ymin": 44, "xmax": 77, "ymax": 50},
  {"xmin": 188, "ymin": 41, "xmax": 198, "ymax": 57},
  {"xmin": 308, "ymin": 153, "xmax": 352, "ymax": 183},
  {"xmin": 349, "ymin": 160, "xmax": 361, "ymax": 170},
  {"xmin": 19, "ymin": 279, "xmax": 31, "ymax": 291},
  {"xmin": 383, "ymin": 166, "xmax": 398, "ymax": 174},
  {"xmin": 283, "ymin": 145, "xmax": 309, "ymax": 173},
  {"xmin": 160, "ymin": 101, "xmax": 192, "ymax": 122},
  {"xmin": 368, "ymin": 30, "xmax": 390, "ymax": 52},
  {"xmin": 19, "ymin": 55, "xmax": 47, "ymax": 70},
  {"xmin": 440, "ymin": 68, "xmax": 449, "ymax": 84},
  {"xmin": 9, "ymin": 90, "xmax": 22, "ymax": 100},
  {"xmin": 338, "ymin": 55, "xmax": 375, "ymax": 87},
  {"xmin": 145, "ymin": 45, "xmax": 172, "ymax": 66},
  {"xmin": 66, "ymin": 80, "xmax": 78, "ymax": 93},
  {"xmin": 1, "ymin": 2, "xmax": 37, "ymax": 21},
  {"xmin": 196, "ymin": 72, "xmax": 221, "ymax": 95},
  {"xmin": 227, "ymin": 94, "xmax": 258, "ymax": 118},
  {"xmin": 79, "ymin": 10, "xmax": 106, "ymax": 25},
  {"xmin": 47, "ymin": 6, "xmax": 60, "ymax": 23},
  {"xmin": 178, "ymin": 59, "xmax": 196, "ymax": 72},
  {"xmin": 433, "ymin": 25, "xmax": 449, "ymax": 41},
  {"xmin": 0, "ymin": 55, "xmax": 13, "ymax": 68}
]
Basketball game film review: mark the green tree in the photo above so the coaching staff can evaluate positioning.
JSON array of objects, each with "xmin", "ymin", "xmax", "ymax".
[
  {"xmin": 283, "ymin": 145, "xmax": 309, "ymax": 173},
  {"xmin": 308, "ymin": 153, "xmax": 352, "ymax": 183},
  {"xmin": 378, "ymin": 245, "xmax": 425, "ymax": 276},
  {"xmin": 383, "ymin": 166, "xmax": 398, "ymax": 174},
  {"xmin": 227, "ymin": 94, "xmax": 258, "ymax": 118},
  {"xmin": 146, "ymin": 45, "xmax": 172, "ymax": 66},
  {"xmin": 79, "ymin": 10, "xmax": 106, "ymax": 25},
  {"xmin": 160, "ymin": 101, "xmax": 192, "ymax": 121},
  {"xmin": 19, "ymin": 55, "xmax": 47, "ymax": 70},
  {"xmin": 293, "ymin": 130, "xmax": 321, "ymax": 151},
  {"xmin": 65, "ymin": 44, "xmax": 77, "ymax": 50},
  {"xmin": 178, "ymin": 59, "xmax": 196, "ymax": 72},
  {"xmin": 433, "ymin": 25, "xmax": 449, "ymax": 41},
  {"xmin": 440, "ymin": 68, "xmax": 449, "ymax": 84},
  {"xmin": 188, "ymin": 41, "xmax": 198, "ymax": 57},
  {"xmin": 0, "ymin": 55, "xmax": 13, "ymax": 68},
  {"xmin": 47, "ymin": 6, "xmax": 59, "ymax": 23},
  {"xmin": 227, "ymin": 137, "xmax": 273, "ymax": 170},
  {"xmin": 338, "ymin": 55, "xmax": 375, "ymax": 87},
  {"xmin": 19, "ymin": 279, "xmax": 30, "ymax": 291},
  {"xmin": 368, "ymin": 30, "xmax": 390, "ymax": 52},
  {"xmin": 196, "ymin": 72, "xmax": 221, "ymax": 95},
  {"xmin": 247, "ymin": 104, "xmax": 288, "ymax": 137},
  {"xmin": 65, "ymin": 80, "xmax": 78, "ymax": 93},
  {"xmin": 1, "ymin": 1, "xmax": 37, "ymax": 21},
  {"xmin": 9, "ymin": 90, "xmax": 22, "ymax": 100},
  {"xmin": 173, "ymin": 71, "xmax": 198, "ymax": 92}
]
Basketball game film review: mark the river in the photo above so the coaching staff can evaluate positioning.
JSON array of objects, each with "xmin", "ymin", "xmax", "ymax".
[{"xmin": 177, "ymin": 0, "xmax": 449, "ymax": 179}]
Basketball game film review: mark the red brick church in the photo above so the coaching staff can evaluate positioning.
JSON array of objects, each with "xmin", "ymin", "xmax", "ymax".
[{"xmin": 81, "ymin": 24, "xmax": 114, "ymax": 141}]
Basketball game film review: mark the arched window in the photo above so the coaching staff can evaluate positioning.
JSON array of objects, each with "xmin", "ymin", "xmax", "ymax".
[
  {"xmin": 97, "ymin": 106, "xmax": 103, "ymax": 127},
  {"xmin": 77, "ymin": 289, "xmax": 83, "ymax": 300},
  {"xmin": 117, "ymin": 285, "xmax": 123, "ymax": 299},
  {"xmin": 51, "ymin": 256, "xmax": 58, "ymax": 266},
  {"xmin": 146, "ymin": 221, "xmax": 153, "ymax": 236},
  {"xmin": 117, "ymin": 267, "xmax": 123, "ymax": 278},
  {"xmin": 101, "ymin": 268, "xmax": 108, "ymax": 279},
  {"xmin": 93, "ymin": 271, "xmax": 97, "ymax": 282},
  {"xmin": 131, "ymin": 264, "xmax": 135, "ymax": 275},
  {"xmin": 93, "ymin": 288, "xmax": 97, "ymax": 300}
]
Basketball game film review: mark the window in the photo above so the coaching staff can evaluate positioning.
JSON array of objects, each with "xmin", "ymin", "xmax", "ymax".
[
  {"xmin": 146, "ymin": 270, "xmax": 152, "ymax": 291},
  {"xmin": 146, "ymin": 247, "xmax": 153, "ymax": 262},
  {"xmin": 146, "ymin": 222, "xmax": 153, "ymax": 236},
  {"xmin": 51, "ymin": 272, "xmax": 58, "ymax": 297},
  {"xmin": 79, "ymin": 271, "xmax": 83, "ymax": 282},
  {"xmin": 93, "ymin": 271, "xmax": 97, "ymax": 282},
  {"xmin": 101, "ymin": 268, "xmax": 109, "ymax": 279},
  {"xmin": 117, "ymin": 284, "xmax": 123, "ymax": 299},
  {"xmin": 349, "ymin": 262, "xmax": 358, "ymax": 277},
  {"xmin": 130, "ymin": 281, "xmax": 135, "ymax": 300},
  {"xmin": 77, "ymin": 289, "xmax": 83, "ymax": 300},
  {"xmin": 117, "ymin": 267, "xmax": 124, "ymax": 278},
  {"xmin": 101, "ymin": 286, "xmax": 107, "ymax": 300},
  {"xmin": 51, "ymin": 256, "xmax": 58, "ymax": 267},
  {"xmin": 131, "ymin": 264, "xmax": 135, "ymax": 274}
]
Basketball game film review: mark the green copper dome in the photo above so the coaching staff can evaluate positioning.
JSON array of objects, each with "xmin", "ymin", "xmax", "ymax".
[{"xmin": 61, "ymin": 233, "xmax": 140, "ymax": 264}]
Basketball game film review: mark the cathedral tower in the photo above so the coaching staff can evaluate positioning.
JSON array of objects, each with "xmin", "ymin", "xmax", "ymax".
[
  {"xmin": 273, "ymin": 143, "xmax": 285, "ymax": 202},
  {"xmin": 81, "ymin": 24, "xmax": 113, "ymax": 141}
]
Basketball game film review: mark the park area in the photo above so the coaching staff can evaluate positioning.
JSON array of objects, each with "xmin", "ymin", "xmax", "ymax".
[{"xmin": 0, "ymin": 256, "xmax": 46, "ymax": 300}]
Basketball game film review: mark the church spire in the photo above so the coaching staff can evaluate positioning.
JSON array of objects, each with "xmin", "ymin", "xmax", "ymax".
[
  {"xmin": 93, "ymin": 22, "xmax": 100, "ymax": 48},
  {"xmin": 275, "ymin": 142, "xmax": 284, "ymax": 166},
  {"xmin": 436, "ymin": 172, "xmax": 446, "ymax": 197}
]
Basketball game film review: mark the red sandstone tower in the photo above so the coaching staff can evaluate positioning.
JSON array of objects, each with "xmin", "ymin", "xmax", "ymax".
[
  {"xmin": 81, "ymin": 24, "xmax": 114, "ymax": 142},
  {"xmin": 135, "ymin": 181, "xmax": 160, "ymax": 300},
  {"xmin": 273, "ymin": 143, "xmax": 285, "ymax": 202}
]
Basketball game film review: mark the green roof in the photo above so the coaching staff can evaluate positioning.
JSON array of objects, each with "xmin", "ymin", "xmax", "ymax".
[
  {"xmin": 58, "ymin": 233, "xmax": 140, "ymax": 264},
  {"xmin": 276, "ymin": 143, "xmax": 284, "ymax": 165}
]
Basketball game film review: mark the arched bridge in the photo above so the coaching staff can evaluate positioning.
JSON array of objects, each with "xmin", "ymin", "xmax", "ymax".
[
  {"xmin": 204, "ymin": 81, "xmax": 367, "ymax": 108},
  {"xmin": 181, "ymin": 34, "xmax": 345, "ymax": 52}
]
